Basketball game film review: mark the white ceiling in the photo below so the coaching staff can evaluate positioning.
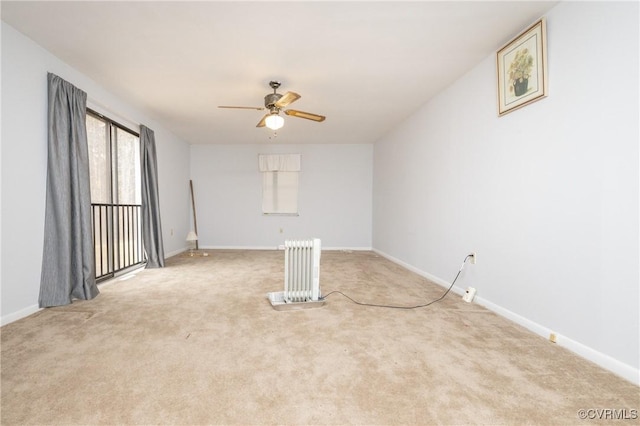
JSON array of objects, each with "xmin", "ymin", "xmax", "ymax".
[{"xmin": 2, "ymin": 1, "xmax": 557, "ymax": 145}]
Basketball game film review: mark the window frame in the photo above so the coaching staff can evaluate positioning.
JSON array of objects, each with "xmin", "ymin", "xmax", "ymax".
[{"xmin": 258, "ymin": 154, "xmax": 301, "ymax": 216}]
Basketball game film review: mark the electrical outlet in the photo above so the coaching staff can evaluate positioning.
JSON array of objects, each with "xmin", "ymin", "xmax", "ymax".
[
  {"xmin": 549, "ymin": 333, "xmax": 557, "ymax": 343},
  {"xmin": 470, "ymin": 252, "xmax": 476, "ymax": 264}
]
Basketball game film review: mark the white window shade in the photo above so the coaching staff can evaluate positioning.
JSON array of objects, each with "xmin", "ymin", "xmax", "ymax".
[
  {"xmin": 258, "ymin": 154, "xmax": 301, "ymax": 172},
  {"xmin": 259, "ymin": 154, "xmax": 300, "ymax": 215}
]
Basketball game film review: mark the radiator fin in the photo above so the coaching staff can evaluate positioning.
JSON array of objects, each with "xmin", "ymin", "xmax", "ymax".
[{"xmin": 284, "ymin": 239, "xmax": 321, "ymax": 303}]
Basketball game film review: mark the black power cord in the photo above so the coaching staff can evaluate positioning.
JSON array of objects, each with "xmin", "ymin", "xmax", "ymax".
[{"xmin": 320, "ymin": 254, "xmax": 473, "ymax": 309}]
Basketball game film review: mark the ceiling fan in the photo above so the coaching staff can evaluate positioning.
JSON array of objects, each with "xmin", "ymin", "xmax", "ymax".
[{"xmin": 218, "ymin": 81, "xmax": 326, "ymax": 130}]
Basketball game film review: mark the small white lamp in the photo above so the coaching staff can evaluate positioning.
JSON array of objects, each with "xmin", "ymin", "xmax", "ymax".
[{"xmin": 186, "ymin": 231, "xmax": 198, "ymax": 256}]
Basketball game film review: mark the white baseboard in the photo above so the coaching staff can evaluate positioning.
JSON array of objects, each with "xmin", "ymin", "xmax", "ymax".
[
  {"xmin": 1, "ymin": 304, "xmax": 41, "ymax": 327},
  {"xmin": 165, "ymin": 247, "xmax": 189, "ymax": 258},
  {"xmin": 201, "ymin": 245, "xmax": 280, "ymax": 250},
  {"xmin": 325, "ymin": 247, "xmax": 373, "ymax": 251},
  {"xmin": 476, "ymin": 296, "xmax": 639, "ymax": 386},
  {"xmin": 200, "ymin": 245, "xmax": 373, "ymax": 251},
  {"xmin": 372, "ymin": 248, "xmax": 640, "ymax": 386}
]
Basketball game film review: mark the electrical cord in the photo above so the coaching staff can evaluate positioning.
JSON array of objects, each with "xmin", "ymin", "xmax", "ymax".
[{"xmin": 320, "ymin": 254, "xmax": 473, "ymax": 309}]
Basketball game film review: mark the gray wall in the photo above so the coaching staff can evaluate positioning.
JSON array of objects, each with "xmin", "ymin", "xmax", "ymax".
[
  {"xmin": 190, "ymin": 144, "xmax": 372, "ymax": 249},
  {"xmin": 1, "ymin": 22, "xmax": 192, "ymax": 324},
  {"xmin": 372, "ymin": 1, "xmax": 639, "ymax": 383}
]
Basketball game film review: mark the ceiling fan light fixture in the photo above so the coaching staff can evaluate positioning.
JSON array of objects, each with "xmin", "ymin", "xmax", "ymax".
[
  {"xmin": 265, "ymin": 113, "xmax": 284, "ymax": 130},
  {"xmin": 220, "ymin": 81, "xmax": 325, "ymax": 129}
]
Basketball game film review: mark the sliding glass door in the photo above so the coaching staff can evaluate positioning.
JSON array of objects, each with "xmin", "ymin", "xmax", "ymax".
[{"xmin": 86, "ymin": 110, "xmax": 145, "ymax": 281}]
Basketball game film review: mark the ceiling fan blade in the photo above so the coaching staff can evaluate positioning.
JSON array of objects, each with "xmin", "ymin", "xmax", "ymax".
[
  {"xmin": 256, "ymin": 114, "xmax": 269, "ymax": 128},
  {"xmin": 284, "ymin": 109, "xmax": 326, "ymax": 122},
  {"xmin": 274, "ymin": 91, "xmax": 301, "ymax": 108},
  {"xmin": 218, "ymin": 105, "xmax": 264, "ymax": 110}
]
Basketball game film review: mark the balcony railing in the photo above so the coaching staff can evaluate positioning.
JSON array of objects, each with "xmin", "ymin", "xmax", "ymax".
[{"xmin": 91, "ymin": 203, "xmax": 146, "ymax": 281}]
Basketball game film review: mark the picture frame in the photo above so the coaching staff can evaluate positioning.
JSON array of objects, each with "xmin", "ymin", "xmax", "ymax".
[{"xmin": 497, "ymin": 18, "xmax": 548, "ymax": 116}]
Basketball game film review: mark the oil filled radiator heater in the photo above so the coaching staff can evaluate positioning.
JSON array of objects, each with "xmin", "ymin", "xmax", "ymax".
[{"xmin": 268, "ymin": 238, "xmax": 324, "ymax": 309}]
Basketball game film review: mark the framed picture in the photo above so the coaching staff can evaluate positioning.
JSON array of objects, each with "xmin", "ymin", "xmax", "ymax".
[{"xmin": 497, "ymin": 18, "xmax": 548, "ymax": 116}]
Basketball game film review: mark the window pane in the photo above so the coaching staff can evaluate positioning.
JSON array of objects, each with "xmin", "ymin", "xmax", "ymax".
[
  {"xmin": 86, "ymin": 114, "xmax": 111, "ymax": 204},
  {"xmin": 116, "ymin": 128, "xmax": 141, "ymax": 204},
  {"xmin": 262, "ymin": 171, "xmax": 298, "ymax": 214}
]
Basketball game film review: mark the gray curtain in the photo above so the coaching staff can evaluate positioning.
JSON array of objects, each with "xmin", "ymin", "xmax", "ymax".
[
  {"xmin": 39, "ymin": 73, "xmax": 98, "ymax": 308},
  {"xmin": 140, "ymin": 125, "xmax": 165, "ymax": 268}
]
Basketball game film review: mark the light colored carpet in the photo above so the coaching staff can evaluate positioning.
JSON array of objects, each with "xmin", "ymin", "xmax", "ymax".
[{"xmin": 1, "ymin": 250, "xmax": 638, "ymax": 425}]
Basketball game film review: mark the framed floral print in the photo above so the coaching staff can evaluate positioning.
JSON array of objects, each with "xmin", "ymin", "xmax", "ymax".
[{"xmin": 497, "ymin": 18, "xmax": 548, "ymax": 116}]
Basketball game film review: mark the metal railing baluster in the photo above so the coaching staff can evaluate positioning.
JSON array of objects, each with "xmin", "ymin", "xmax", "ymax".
[{"xmin": 90, "ymin": 203, "xmax": 145, "ymax": 281}]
